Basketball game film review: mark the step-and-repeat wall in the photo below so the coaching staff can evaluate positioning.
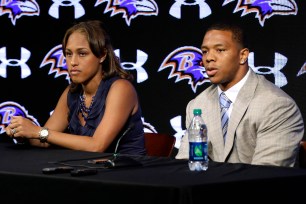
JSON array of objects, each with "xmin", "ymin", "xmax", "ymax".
[{"xmin": 0, "ymin": 0, "xmax": 305, "ymax": 149}]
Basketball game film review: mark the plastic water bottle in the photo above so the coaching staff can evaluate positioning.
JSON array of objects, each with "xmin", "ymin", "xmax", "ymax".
[{"xmin": 188, "ymin": 108, "xmax": 208, "ymax": 171}]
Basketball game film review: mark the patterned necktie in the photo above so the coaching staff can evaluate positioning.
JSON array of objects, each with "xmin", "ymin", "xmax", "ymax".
[{"xmin": 219, "ymin": 92, "xmax": 232, "ymax": 142}]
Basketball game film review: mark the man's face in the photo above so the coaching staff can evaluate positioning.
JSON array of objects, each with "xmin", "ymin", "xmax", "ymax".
[{"xmin": 201, "ymin": 29, "xmax": 246, "ymax": 91}]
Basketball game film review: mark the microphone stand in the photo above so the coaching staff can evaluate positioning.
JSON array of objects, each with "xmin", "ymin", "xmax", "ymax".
[
  {"xmin": 113, "ymin": 123, "xmax": 135, "ymax": 158},
  {"xmin": 43, "ymin": 123, "xmax": 142, "ymax": 175},
  {"xmin": 87, "ymin": 123, "xmax": 136, "ymax": 165},
  {"xmin": 106, "ymin": 123, "xmax": 142, "ymax": 168}
]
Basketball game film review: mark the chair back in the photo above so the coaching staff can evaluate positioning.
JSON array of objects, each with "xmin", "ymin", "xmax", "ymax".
[
  {"xmin": 299, "ymin": 141, "xmax": 306, "ymax": 168},
  {"xmin": 144, "ymin": 133, "xmax": 176, "ymax": 157}
]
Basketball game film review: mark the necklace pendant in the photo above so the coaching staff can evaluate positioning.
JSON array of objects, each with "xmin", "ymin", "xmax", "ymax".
[{"xmin": 79, "ymin": 94, "xmax": 95, "ymax": 119}]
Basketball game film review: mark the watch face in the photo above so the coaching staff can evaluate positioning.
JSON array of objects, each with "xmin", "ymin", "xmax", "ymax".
[{"xmin": 41, "ymin": 129, "xmax": 48, "ymax": 137}]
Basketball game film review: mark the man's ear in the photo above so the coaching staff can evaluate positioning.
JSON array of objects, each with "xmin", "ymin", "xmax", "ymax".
[{"xmin": 240, "ymin": 48, "xmax": 249, "ymax": 64}]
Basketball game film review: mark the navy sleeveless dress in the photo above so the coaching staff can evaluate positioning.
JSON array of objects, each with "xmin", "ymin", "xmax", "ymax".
[{"xmin": 67, "ymin": 76, "xmax": 146, "ymax": 155}]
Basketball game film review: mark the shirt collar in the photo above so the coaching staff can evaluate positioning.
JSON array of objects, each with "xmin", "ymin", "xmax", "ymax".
[{"xmin": 218, "ymin": 68, "xmax": 250, "ymax": 103}]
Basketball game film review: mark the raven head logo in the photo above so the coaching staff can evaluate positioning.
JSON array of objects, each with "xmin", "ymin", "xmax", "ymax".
[
  {"xmin": 0, "ymin": 0, "xmax": 39, "ymax": 25},
  {"xmin": 297, "ymin": 62, "xmax": 306, "ymax": 77},
  {"xmin": 223, "ymin": 0, "xmax": 298, "ymax": 27},
  {"xmin": 158, "ymin": 46, "xmax": 210, "ymax": 93},
  {"xmin": 40, "ymin": 45, "xmax": 70, "ymax": 83},
  {"xmin": 0, "ymin": 101, "xmax": 40, "ymax": 134},
  {"xmin": 95, "ymin": 0, "xmax": 158, "ymax": 26}
]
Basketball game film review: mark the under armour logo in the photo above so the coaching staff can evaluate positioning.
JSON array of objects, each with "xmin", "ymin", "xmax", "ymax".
[
  {"xmin": 249, "ymin": 52, "xmax": 288, "ymax": 87},
  {"xmin": 0, "ymin": 47, "xmax": 31, "ymax": 78},
  {"xmin": 49, "ymin": 0, "xmax": 85, "ymax": 19},
  {"xmin": 170, "ymin": 115, "xmax": 185, "ymax": 149},
  {"xmin": 114, "ymin": 49, "xmax": 148, "ymax": 83},
  {"xmin": 169, "ymin": 0, "xmax": 211, "ymax": 19}
]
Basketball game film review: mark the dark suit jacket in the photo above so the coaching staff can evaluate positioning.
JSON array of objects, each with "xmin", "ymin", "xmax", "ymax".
[{"xmin": 176, "ymin": 69, "xmax": 304, "ymax": 167}]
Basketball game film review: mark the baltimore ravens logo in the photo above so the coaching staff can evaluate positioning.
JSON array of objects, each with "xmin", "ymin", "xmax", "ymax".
[
  {"xmin": 158, "ymin": 46, "xmax": 209, "ymax": 93},
  {"xmin": 95, "ymin": 0, "xmax": 158, "ymax": 26},
  {"xmin": 40, "ymin": 45, "xmax": 70, "ymax": 83},
  {"xmin": 0, "ymin": 0, "xmax": 39, "ymax": 25},
  {"xmin": 0, "ymin": 101, "xmax": 40, "ymax": 134},
  {"xmin": 223, "ymin": 0, "xmax": 298, "ymax": 27},
  {"xmin": 297, "ymin": 62, "xmax": 306, "ymax": 77}
]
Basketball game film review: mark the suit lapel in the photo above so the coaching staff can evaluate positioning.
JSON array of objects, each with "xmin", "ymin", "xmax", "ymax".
[
  {"xmin": 223, "ymin": 70, "xmax": 259, "ymax": 160},
  {"xmin": 204, "ymin": 86, "xmax": 224, "ymax": 161}
]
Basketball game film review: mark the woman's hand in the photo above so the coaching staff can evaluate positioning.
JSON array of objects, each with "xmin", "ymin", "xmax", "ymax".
[{"xmin": 5, "ymin": 116, "xmax": 41, "ymax": 141}]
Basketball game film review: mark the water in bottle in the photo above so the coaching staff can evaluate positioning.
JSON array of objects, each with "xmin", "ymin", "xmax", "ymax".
[{"xmin": 188, "ymin": 108, "xmax": 208, "ymax": 171}]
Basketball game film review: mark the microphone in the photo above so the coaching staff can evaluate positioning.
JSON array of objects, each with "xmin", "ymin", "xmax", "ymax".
[
  {"xmin": 113, "ymin": 123, "xmax": 135, "ymax": 157},
  {"xmin": 87, "ymin": 122, "xmax": 142, "ymax": 168},
  {"xmin": 43, "ymin": 123, "xmax": 142, "ymax": 175}
]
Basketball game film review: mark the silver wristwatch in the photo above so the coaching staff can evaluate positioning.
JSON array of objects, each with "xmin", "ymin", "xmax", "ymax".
[{"xmin": 39, "ymin": 127, "xmax": 49, "ymax": 143}]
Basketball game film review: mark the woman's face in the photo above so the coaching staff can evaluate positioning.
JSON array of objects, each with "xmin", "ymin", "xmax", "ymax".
[{"xmin": 65, "ymin": 31, "xmax": 102, "ymax": 84}]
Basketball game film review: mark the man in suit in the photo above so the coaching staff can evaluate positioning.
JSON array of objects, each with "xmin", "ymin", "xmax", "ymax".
[{"xmin": 176, "ymin": 20, "xmax": 304, "ymax": 167}]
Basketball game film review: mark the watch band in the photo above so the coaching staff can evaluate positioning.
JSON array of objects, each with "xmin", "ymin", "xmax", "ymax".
[{"xmin": 39, "ymin": 127, "xmax": 49, "ymax": 143}]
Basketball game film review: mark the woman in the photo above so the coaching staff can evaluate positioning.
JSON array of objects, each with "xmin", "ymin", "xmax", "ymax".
[{"xmin": 6, "ymin": 20, "xmax": 146, "ymax": 155}]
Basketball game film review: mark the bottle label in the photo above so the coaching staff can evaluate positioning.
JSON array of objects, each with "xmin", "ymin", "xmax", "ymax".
[{"xmin": 189, "ymin": 142, "xmax": 207, "ymax": 161}]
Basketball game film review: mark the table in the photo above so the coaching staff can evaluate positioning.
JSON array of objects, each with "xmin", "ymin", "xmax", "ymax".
[{"xmin": 0, "ymin": 141, "xmax": 305, "ymax": 204}]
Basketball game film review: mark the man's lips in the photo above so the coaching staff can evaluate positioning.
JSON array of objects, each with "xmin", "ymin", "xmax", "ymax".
[
  {"xmin": 206, "ymin": 68, "xmax": 218, "ymax": 76},
  {"xmin": 69, "ymin": 69, "xmax": 81, "ymax": 75}
]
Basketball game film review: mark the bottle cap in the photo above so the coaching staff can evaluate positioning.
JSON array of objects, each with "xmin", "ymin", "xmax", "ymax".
[{"xmin": 193, "ymin": 109, "xmax": 202, "ymax": 115}]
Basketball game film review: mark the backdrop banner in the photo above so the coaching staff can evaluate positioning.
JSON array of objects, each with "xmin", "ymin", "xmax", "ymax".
[{"xmin": 0, "ymin": 0, "xmax": 305, "ymax": 149}]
